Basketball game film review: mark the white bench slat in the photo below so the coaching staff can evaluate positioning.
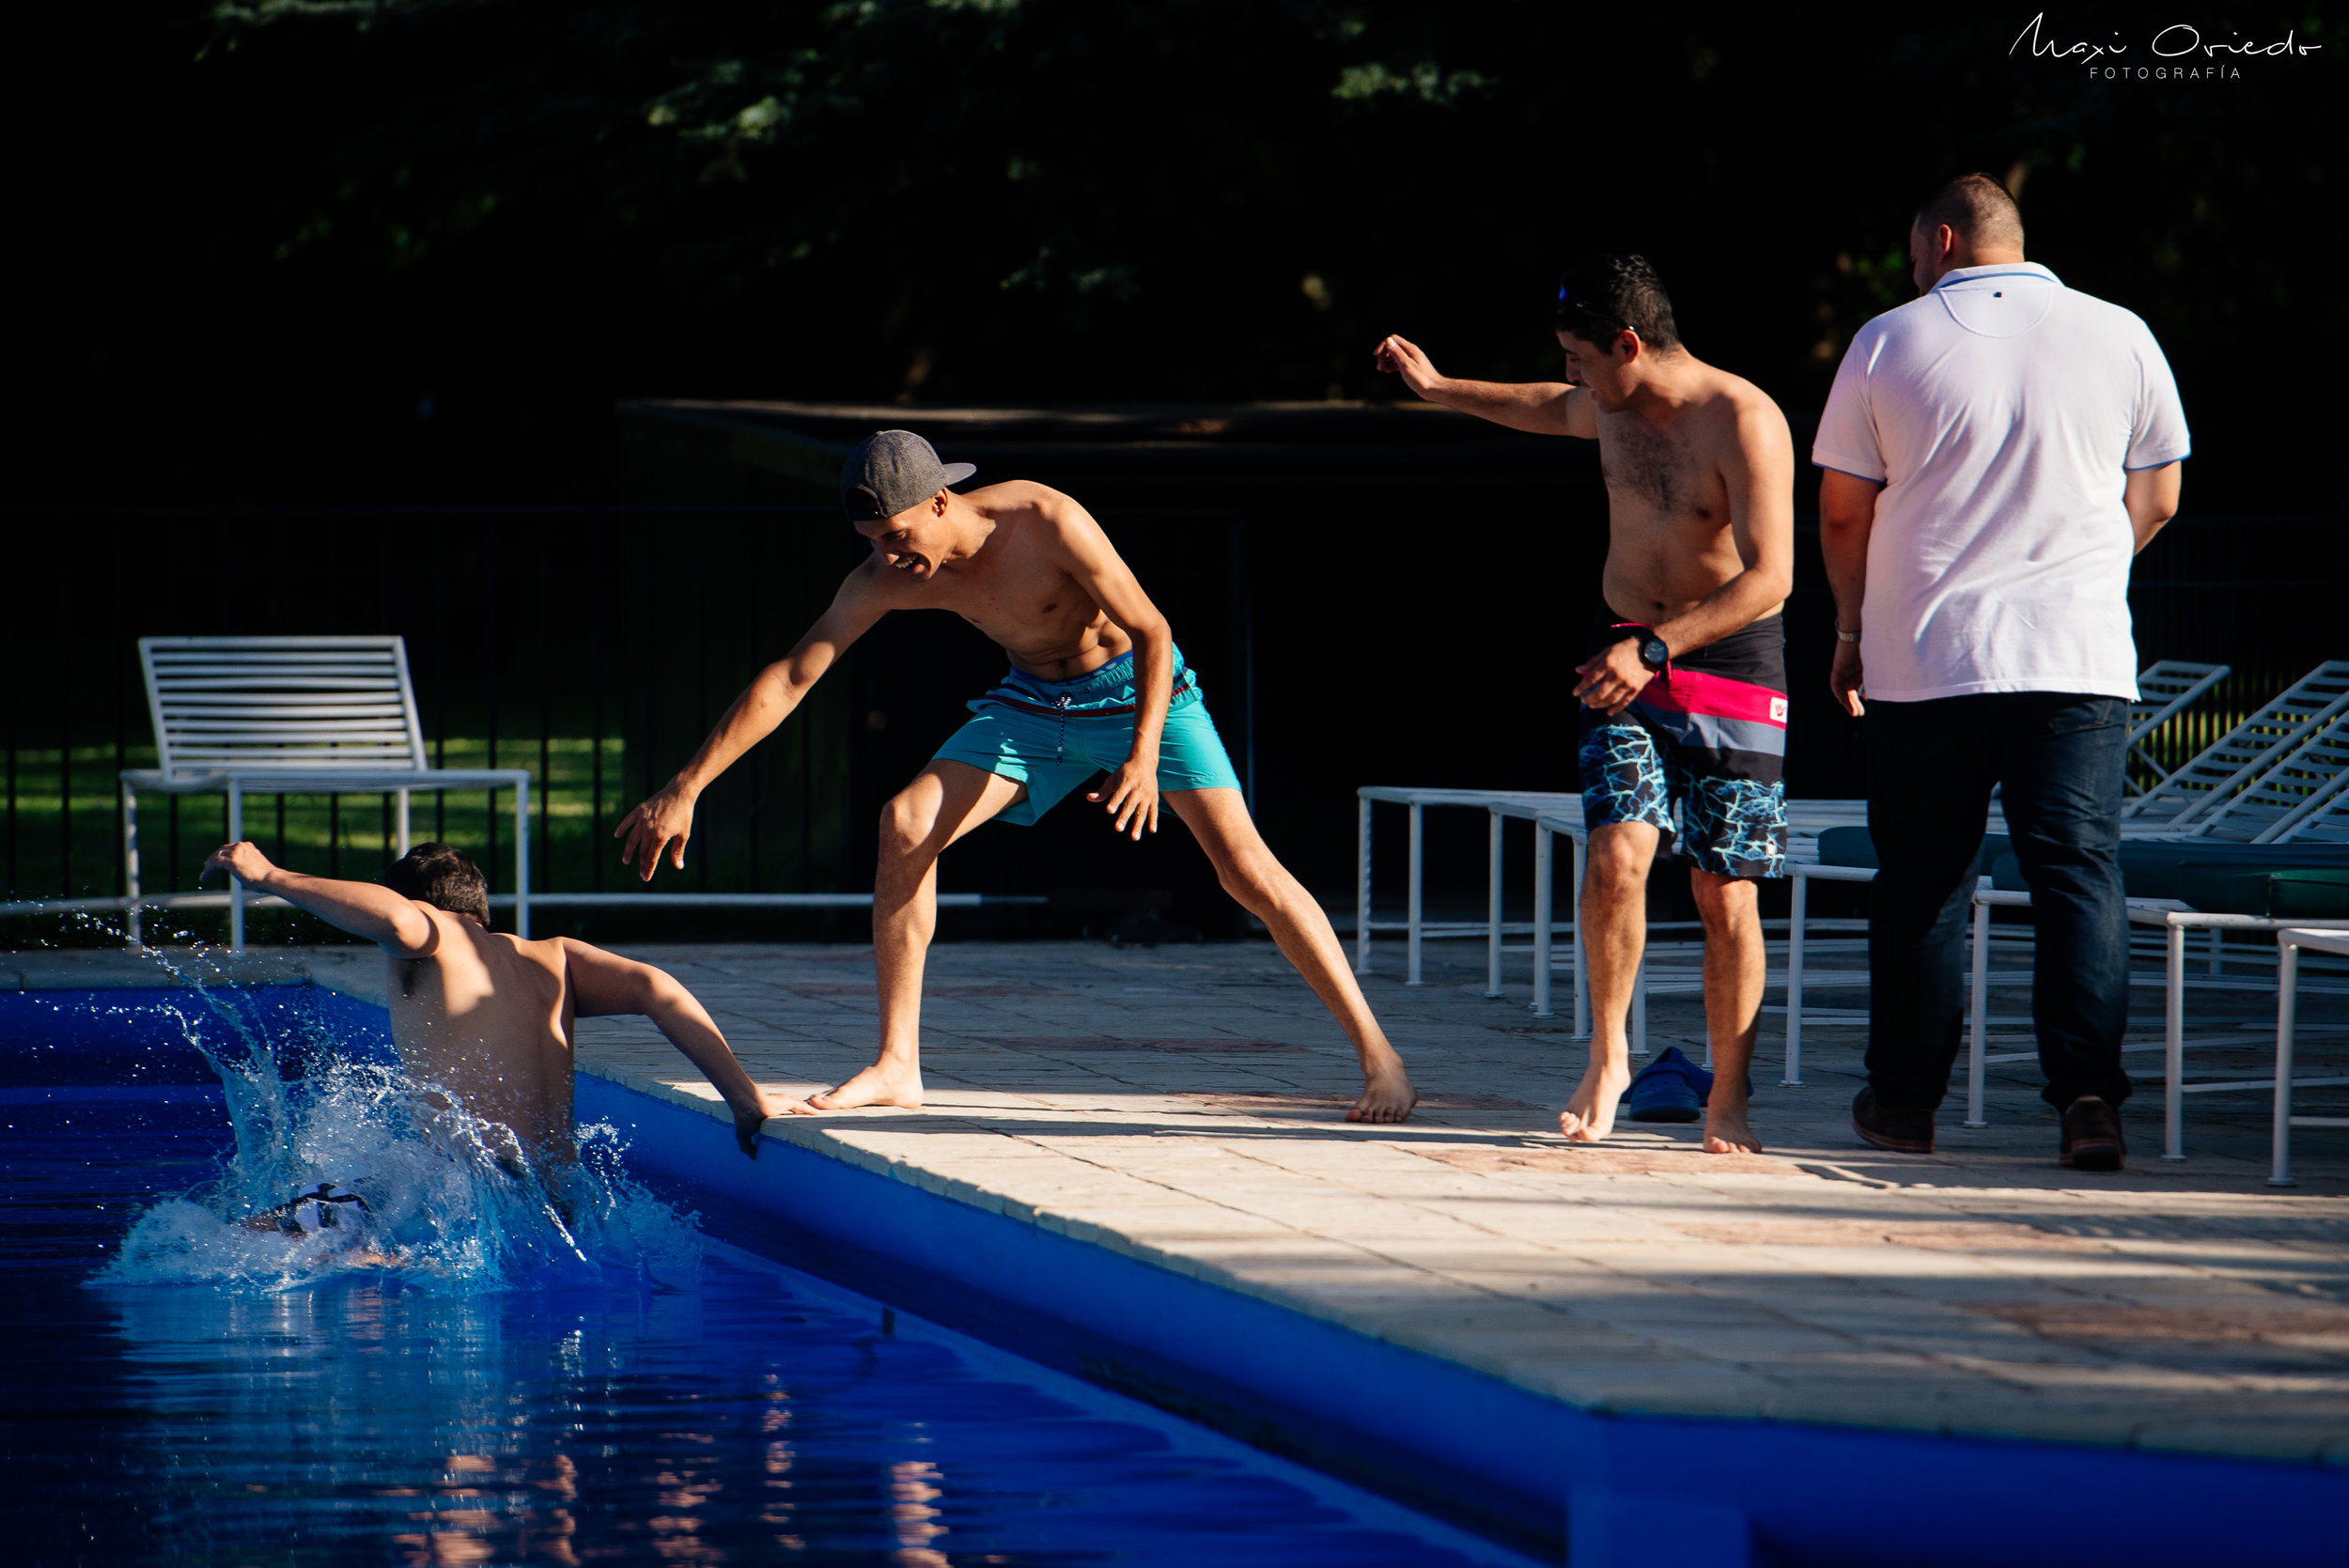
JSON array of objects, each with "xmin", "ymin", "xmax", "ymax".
[
  {"xmin": 164, "ymin": 710, "xmax": 413, "ymax": 725},
  {"xmin": 155, "ymin": 675, "xmax": 405, "ymax": 689},
  {"xmin": 149, "ymin": 654, "xmax": 406, "ymax": 667},
  {"xmin": 171, "ymin": 751, "xmax": 420, "ymax": 765},
  {"xmin": 147, "ymin": 638, "xmax": 405, "ymax": 651},
  {"xmin": 141, "ymin": 635, "xmax": 432, "ymax": 781}
]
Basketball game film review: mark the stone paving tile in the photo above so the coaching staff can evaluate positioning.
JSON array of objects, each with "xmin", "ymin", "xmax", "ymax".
[{"xmin": 101, "ymin": 933, "xmax": 2348, "ymax": 1466}]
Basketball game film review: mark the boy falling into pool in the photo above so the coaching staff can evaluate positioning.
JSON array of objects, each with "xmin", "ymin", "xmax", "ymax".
[
  {"xmin": 612, "ymin": 429, "xmax": 1417, "ymax": 1123},
  {"xmin": 202, "ymin": 839, "xmax": 796, "ymax": 1169}
]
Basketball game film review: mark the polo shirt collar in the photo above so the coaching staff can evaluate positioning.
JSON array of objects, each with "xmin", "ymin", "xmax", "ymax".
[{"xmin": 1933, "ymin": 260, "xmax": 2060, "ymax": 291}]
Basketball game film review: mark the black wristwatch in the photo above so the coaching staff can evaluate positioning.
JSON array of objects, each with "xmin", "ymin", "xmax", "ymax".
[{"xmin": 1631, "ymin": 629, "xmax": 1670, "ymax": 672}]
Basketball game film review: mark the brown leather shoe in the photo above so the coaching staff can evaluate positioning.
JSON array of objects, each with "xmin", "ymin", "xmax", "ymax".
[
  {"xmin": 1852, "ymin": 1087, "xmax": 1935, "ymax": 1153},
  {"xmin": 2060, "ymin": 1096, "xmax": 2126, "ymax": 1171}
]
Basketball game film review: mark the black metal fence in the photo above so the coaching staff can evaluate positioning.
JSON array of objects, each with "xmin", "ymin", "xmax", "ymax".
[
  {"xmin": 0, "ymin": 507, "xmax": 2335, "ymax": 924},
  {"xmin": 1, "ymin": 507, "xmax": 1252, "ymax": 924}
]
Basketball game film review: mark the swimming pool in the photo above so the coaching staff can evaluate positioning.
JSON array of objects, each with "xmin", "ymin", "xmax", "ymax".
[{"xmin": 0, "ymin": 988, "xmax": 1532, "ymax": 1566}]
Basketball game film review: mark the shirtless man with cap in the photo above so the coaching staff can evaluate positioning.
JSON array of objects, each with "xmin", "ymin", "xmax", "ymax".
[
  {"xmin": 1376, "ymin": 253, "xmax": 1795, "ymax": 1154},
  {"xmin": 613, "ymin": 431, "xmax": 1418, "ymax": 1123}
]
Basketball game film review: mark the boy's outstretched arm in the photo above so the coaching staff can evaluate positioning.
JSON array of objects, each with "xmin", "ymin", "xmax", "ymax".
[
  {"xmin": 202, "ymin": 842, "xmax": 439, "ymax": 956},
  {"xmin": 561, "ymin": 940, "xmax": 806, "ymax": 1157}
]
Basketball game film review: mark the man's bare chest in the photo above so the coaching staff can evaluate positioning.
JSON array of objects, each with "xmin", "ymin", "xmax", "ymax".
[
  {"xmin": 922, "ymin": 561, "xmax": 1095, "ymax": 636},
  {"xmin": 1597, "ymin": 415, "xmax": 1726, "ymax": 523}
]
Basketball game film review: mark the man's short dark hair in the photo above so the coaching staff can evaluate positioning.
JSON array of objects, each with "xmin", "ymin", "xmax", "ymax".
[
  {"xmin": 1553, "ymin": 254, "xmax": 1682, "ymax": 353},
  {"xmin": 1915, "ymin": 173, "xmax": 2026, "ymax": 252},
  {"xmin": 385, "ymin": 843, "xmax": 490, "ymax": 926}
]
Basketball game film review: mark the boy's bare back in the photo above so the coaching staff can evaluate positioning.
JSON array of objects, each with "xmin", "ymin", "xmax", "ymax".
[
  {"xmin": 387, "ymin": 911, "xmax": 578, "ymax": 1158},
  {"xmin": 202, "ymin": 840, "xmax": 792, "ymax": 1162}
]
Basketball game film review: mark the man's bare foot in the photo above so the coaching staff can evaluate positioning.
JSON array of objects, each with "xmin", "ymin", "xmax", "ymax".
[
  {"xmin": 806, "ymin": 1058, "xmax": 925, "ymax": 1112},
  {"xmin": 1558, "ymin": 1058, "xmax": 1633, "ymax": 1142},
  {"xmin": 1346, "ymin": 1063, "xmax": 1417, "ymax": 1124},
  {"xmin": 1703, "ymin": 1095, "xmax": 1765, "ymax": 1155}
]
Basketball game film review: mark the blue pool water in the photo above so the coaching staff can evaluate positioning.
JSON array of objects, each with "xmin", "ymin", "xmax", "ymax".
[{"xmin": 0, "ymin": 989, "xmax": 1528, "ymax": 1566}]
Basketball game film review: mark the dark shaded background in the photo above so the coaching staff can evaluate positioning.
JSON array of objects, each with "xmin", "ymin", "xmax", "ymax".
[
  {"xmin": 4, "ymin": 2, "xmax": 2341, "ymax": 928},
  {"xmin": 10, "ymin": 1, "xmax": 2339, "ymax": 507}
]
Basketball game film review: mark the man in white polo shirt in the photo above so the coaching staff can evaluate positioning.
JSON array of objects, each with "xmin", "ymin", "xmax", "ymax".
[{"xmin": 1814, "ymin": 173, "xmax": 2187, "ymax": 1170}]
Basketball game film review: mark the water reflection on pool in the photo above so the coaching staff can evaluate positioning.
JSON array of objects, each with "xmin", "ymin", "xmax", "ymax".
[{"xmin": 4, "ymin": 1082, "xmax": 1525, "ymax": 1566}]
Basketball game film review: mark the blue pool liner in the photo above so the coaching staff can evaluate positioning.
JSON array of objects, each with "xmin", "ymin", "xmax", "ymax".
[{"xmin": 0, "ymin": 985, "xmax": 395, "ymax": 1085}]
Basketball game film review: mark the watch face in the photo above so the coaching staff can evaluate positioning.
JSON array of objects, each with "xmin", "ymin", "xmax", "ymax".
[{"xmin": 1641, "ymin": 637, "xmax": 1669, "ymax": 670}]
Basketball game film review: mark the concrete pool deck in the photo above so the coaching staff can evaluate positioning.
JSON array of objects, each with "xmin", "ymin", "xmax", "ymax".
[{"xmin": 13, "ymin": 934, "xmax": 2349, "ymax": 1523}]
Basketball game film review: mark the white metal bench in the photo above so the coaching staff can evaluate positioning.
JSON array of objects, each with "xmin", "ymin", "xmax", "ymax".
[
  {"xmin": 119, "ymin": 636, "xmax": 532, "ymax": 949},
  {"xmin": 2274, "ymin": 927, "xmax": 2349, "ymax": 1186}
]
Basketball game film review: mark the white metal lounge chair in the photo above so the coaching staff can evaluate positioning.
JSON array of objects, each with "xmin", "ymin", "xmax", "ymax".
[
  {"xmin": 2123, "ymin": 660, "xmax": 2232, "ymax": 795},
  {"xmin": 120, "ymin": 636, "xmax": 533, "ymax": 950},
  {"xmin": 2121, "ymin": 660, "xmax": 2349, "ymax": 829},
  {"xmin": 2245, "ymin": 717, "xmax": 2349, "ymax": 844}
]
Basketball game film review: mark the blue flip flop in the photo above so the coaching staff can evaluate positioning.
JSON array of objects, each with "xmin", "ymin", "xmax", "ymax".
[{"xmin": 1625, "ymin": 1046, "xmax": 1714, "ymax": 1124}]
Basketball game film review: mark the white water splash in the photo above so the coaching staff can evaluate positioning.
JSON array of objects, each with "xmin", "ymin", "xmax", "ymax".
[{"xmin": 90, "ymin": 938, "xmax": 701, "ymax": 1295}]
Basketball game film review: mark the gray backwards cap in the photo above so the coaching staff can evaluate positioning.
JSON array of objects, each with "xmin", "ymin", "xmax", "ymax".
[{"xmin": 841, "ymin": 429, "xmax": 976, "ymax": 522}]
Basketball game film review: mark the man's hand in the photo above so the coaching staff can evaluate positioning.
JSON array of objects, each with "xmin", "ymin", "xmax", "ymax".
[
  {"xmin": 1830, "ymin": 639, "xmax": 1866, "ymax": 718},
  {"xmin": 1572, "ymin": 640, "xmax": 1654, "ymax": 717},
  {"xmin": 1372, "ymin": 334, "xmax": 1449, "ymax": 401},
  {"xmin": 614, "ymin": 783, "xmax": 697, "ymax": 881},
  {"xmin": 1086, "ymin": 753, "xmax": 1159, "ymax": 841},
  {"xmin": 202, "ymin": 841, "xmax": 279, "ymax": 889}
]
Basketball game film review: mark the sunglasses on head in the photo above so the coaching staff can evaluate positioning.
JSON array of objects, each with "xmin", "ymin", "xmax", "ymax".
[{"xmin": 1553, "ymin": 289, "xmax": 1631, "ymax": 335}]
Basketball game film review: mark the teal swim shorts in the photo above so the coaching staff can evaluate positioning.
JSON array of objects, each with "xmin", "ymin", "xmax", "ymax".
[{"xmin": 932, "ymin": 645, "xmax": 1243, "ymax": 826}]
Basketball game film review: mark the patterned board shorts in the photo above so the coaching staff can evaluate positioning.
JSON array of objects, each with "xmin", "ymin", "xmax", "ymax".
[
  {"xmin": 1579, "ymin": 721, "xmax": 1788, "ymax": 879},
  {"xmin": 1578, "ymin": 610, "xmax": 1790, "ymax": 880}
]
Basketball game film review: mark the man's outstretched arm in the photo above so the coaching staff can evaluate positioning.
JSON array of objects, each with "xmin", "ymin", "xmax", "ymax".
[
  {"xmin": 1373, "ymin": 334, "xmax": 1596, "ymax": 438},
  {"xmin": 562, "ymin": 940, "xmax": 804, "ymax": 1156},
  {"xmin": 202, "ymin": 842, "xmax": 440, "ymax": 956},
  {"xmin": 614, "ymin": 567, "xmax": 894, "ymax": 879}
]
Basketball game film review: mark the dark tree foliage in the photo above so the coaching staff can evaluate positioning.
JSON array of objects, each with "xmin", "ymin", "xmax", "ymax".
[{"xmin": 8, "ymin": 1, "xmax": 2339, "ymax": 505}]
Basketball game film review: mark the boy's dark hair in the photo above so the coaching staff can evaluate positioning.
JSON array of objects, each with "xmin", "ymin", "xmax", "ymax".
[
  {"xmin": 1552, "ymin": 253, "xmax": 1682, "ymax": 353},
  {"xmin": 384, "ymin": 843, "xmax": 490, "ymax": 927}
]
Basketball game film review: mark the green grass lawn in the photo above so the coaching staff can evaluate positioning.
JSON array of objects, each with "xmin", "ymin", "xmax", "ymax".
[{"xmin": 5, "ymin": 737, "xmax": 631, "ymax": 899}]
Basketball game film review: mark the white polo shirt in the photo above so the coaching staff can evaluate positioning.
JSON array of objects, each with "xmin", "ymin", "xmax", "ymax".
[{"xmin": 1812, "ymin": 262, "xmax": 2189, "ymax": 703}]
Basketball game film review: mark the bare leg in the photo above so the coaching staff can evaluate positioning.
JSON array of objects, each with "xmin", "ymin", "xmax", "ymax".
[
  {"xmin": 1166, "ymin": 789, "xmax": 1416, "ymax": 1123},
  {"xmin": 808, "ymin": 762, "xmax": 1027, "ymax": 1111},
  {"xmin": 1690, "ymin": 868, "xmax": 1766, "ymax": 1153},
  {"xmin": 1560, "ymin": 821, "xmax": 1659, "ymax": 1141}
]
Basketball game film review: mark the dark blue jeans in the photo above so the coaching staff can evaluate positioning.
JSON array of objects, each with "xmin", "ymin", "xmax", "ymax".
[{"xmin": 1865, "ymin": 693, "xmax": 2132, "ymax": 1113}]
